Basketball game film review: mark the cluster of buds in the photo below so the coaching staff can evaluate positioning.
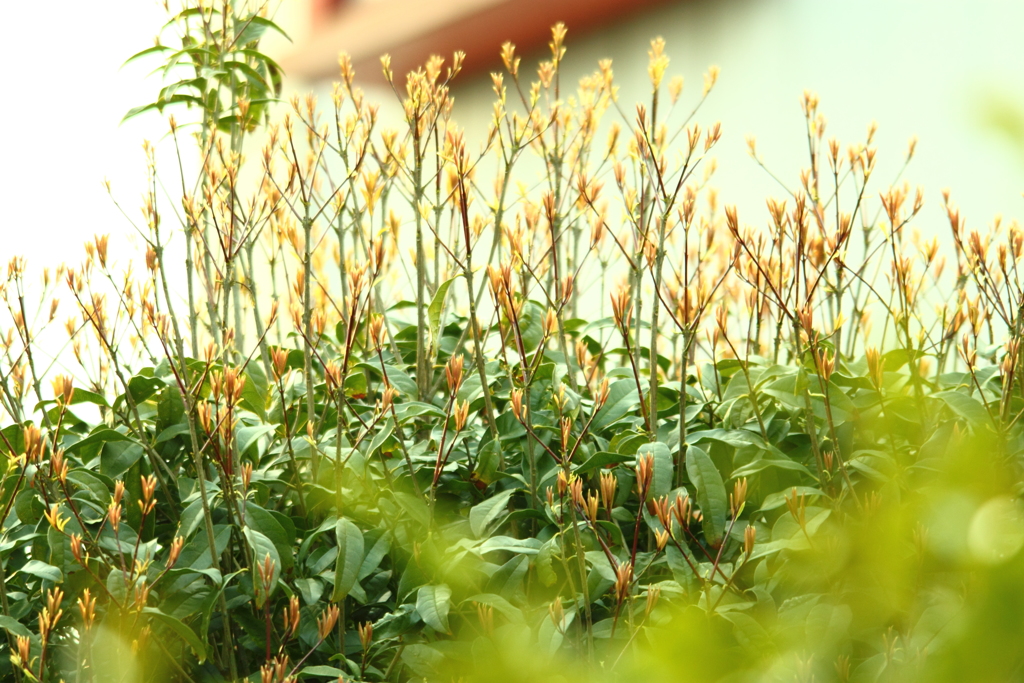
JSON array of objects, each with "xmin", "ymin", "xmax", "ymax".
[
  {"xmin": 44, "ymin": 504, "xmax": 69, "ymax": 533},
  {"xmin": 1001, "ymin": 339, "xmax": 1020, "ymax": 384},
  {"xmin": 582, "ymin": 489, "xmax": 600, "ymax": 524},
  {"xmin": 78, "ymin": 588, "xmax": 97, "ymax": 631},
  {"xmin": 543, "ymin": 307, "xmax": 559, "ymax": 339},
  {"xmin": 257, "ymin": 553, "xmax": 278, "ymax": 605},
  {"xmin": 167, "ymin": 535, "xmax": 184, "ymax": 569},
  {"xmin": 22, "ymin": 424, "xmax": 44, "ymax": 463},
  {"xmin": 138, "ymin": 474, "xmax": 158, "ymax": 516},
  {"xmin": 445, "ymin": 355, "xmax": 464, "ymax": 394},
  {"xmin": 452, "ymin": 399, "xmax": 470, "ymax": 432},
  {"xmin": 197, "ymin": 402, "xmax": 214, "ymax": 434},
  {"xmin": 959, "ymin": 334, "xmax": 977, "ymax": 369},
  {"xmin": 38, "ymin": 587, "xmax": 64, "ymax": 642},
  {"xmin": 785, "ymin": 488, "xmax": 807, "ymax": 532},
  {"xmin": 549, "ymin": 599, "xmax": 565, "ymax": 633},
  {"xmin": 50, "ymin": 449, "xmax": 68, "ymax": 484},
  {"xmin": 672, "ymin": 493, "xmax": 694, "ymax": 531},
  {"xmin": 271, "ymin": 347, "xmax": 290, "ymax": 380},
  {"xmin": 600, "ymin": 471, "xmax": 618, "ymax": 515},
  {"xmin": 509, "ymin": 388, "xmax": 525, "ymax": 423},
  {"xmin": 260, "ymin": 654, "xmax": 294, "ymax": 683},
  {"xmin": 555, "ymin": 469, "xmax": 573, "ymax": 500},
  {"xmin": 13, "ymin": 635, "xmax": 31, "ymax": 671},
  {"xmin": 614, "ymin": 561, "xmax": 634, "ymax": 603},
  {"xmin": 83, "ymin": 234, "xmax": 110, "ymax": 270},
  {"xmin": 635, "ymin": 453, "xmax": 654, "ymax": 500},
  {"xmin": 282, "ymin": 596, "xmax": 301, "ymax": 641},
  {"xmin": 559, "ymin": 416, "xmax": 573, "ymax": 454},
  {"xmin": 211, "ymin": 367, "xmax": 246, "ymax": 407},
  {"xmin": 316, "ymin": 604, "xmax": 340, "ymax": 641},
  {"xmin": 107, "ymin": 497, "xmax": 123, "ymax": 533},
  {"xmin": 610, "ymin": 285, "xmax": 633, "ymax": 335},
  {"xmin": 865, "ymin": 347, "xmax": 885, "ymax": 389},
  {"xmin": 133, "ymin": 580, "xmax": 151, "ymax": 611},
  {"xmin": 568, "ymin": 475, "xmax": 584, "ymax": 511},
  {"xmin": 645, "ymin": 585, "xmax": 662, "ymax": 619},
  {"xmin": 822, "ymin": 450, "xmax": 836, "ymax": 474},
  {"xmin": 474, "ymin": 601, "xmax": 494, "ymax": 637},
  {"xmin": 730, "ymin": 478, "xmax": 748, "ymax": 517},
  {"xmin": 487, "ymin": 263, "xmax": 519, "ymax": 320},
  {"xmin": 50, "ymin": 374, "xmax": 74, "ymax": 405},
  {"xmin": 378, "ymin": 386, "xmax": 397, "ymax": 415},
  {"xmin": 816, "ymin": 347, "xmax": 836, "ymax": 384},
  {"xmin": 323, "ymin": 360, "xmax": 343, "ymax": 394},
  {"xmin": 367, "ymin": 314, "xmax": 386, "ymax": 351},
  {"xmin": 559, "ymin": 274, "xmax": 574, "ymax": 307},
  {"xmin": 70, "ymin": 533, "xmax": 85, "ymax": 565},
  {"xmin": 358, "ymin": 620, "xmax": 374, "ymax": 651}
]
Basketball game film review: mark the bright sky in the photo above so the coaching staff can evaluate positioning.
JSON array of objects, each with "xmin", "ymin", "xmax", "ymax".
[{"xmin": 1, "ymin": 1, "xmax": 174, "ymax": 270}]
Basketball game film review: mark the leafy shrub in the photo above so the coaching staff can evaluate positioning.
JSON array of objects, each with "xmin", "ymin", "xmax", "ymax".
[{"xmin": 2, "ymin": 2, "xmax": 1024, "ymax": 682}]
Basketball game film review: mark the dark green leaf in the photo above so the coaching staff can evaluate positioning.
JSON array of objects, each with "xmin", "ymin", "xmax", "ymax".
[
  {"xmin": 416, "ymin": 584, "xmax": 452, "ymax": 633},
  {"xmin": 332, "ymin": 518, "xmax": 364, "ymax": 601},
  {"xmin": 685, "ymin": 445, "xmax": 728, "ymax": 546}
]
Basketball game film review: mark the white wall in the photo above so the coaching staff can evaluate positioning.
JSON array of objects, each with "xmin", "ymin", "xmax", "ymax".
[{"xmin": 286, "ymin": 0, "xmax": 1024, "ymax": 240}]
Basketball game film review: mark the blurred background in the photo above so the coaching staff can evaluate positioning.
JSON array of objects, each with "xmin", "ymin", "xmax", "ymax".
[{"xmin": 3, "ymin": 0, "xmax": 1024, "ymax": 269}]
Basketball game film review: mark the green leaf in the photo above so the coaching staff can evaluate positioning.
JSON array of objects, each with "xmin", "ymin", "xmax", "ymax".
[
  {"xmin": 295, "ymin": 577, "xmax": 324, "ymax": 605},
  {"xmin": 237, "ymin": 425, "xmax": 277, "ymax": 459},
  {"xmin": 245, "ymin": 502, "xmax": 293, "ymax": 569},
  {"xmin": 428, "ymin": 276, "xmax": 459, "ymax": 355},
  {"xmin": 469, "ymin": 489, "xmax": 514, "ymax": 539},
  {"xmin": 101, "ymin": 442, "xmax": 145, "ymax": 479},
  {"xmin": 66, "ymin": 470, "xmax": 112, "ymax": 506},
  {"xmin": 515, "ymin": 301, "xmax": 545, "ymax": 353},
  {"xmin": 934, "ymin": 390, "xmax": 992, "ymax": 426},
  {"xmin": 475, "ymin": 440, "xmax": 502, "ymax": 484},
  {"xmin": 122, "ymin": 44, "xmax": 174, "ymax": 67},
  {"xmin": 241, "ymin": 363, "xmax": 270, "ymax": 419},
  {"xmin": 464, "ymin": 593, "xmax": 524, "ymax": 623},
  {"xmin": 685, "ymin": 445, "xmax": 728, "ymax": 546},
  {"xmin": 402, "ymin": 644, "xmax": 444, "ymax": 677},
  {"xmin": 243, "ymin": 527, "xmax": 281, "ymax": 604},
  {"xmin": 730, "ymin": 455, "xmax": 811, "ymax": 478},
  {"xmin": 19, "ymin": 560, "xmax": 62, "ymax": 583},
  {"xmin": 637, "ymin": 442, "xmax": 673, "ymax": 498},
  {"xmin": 535, "ymin": 538, "xmax": 558, "ymax": 587},
  {"xmin": 299, "ymin": 666, "xmax": 349, "ymax": 678},
  {"xmin": 332, "ymin": 517, "xmax": 364, "ymax": 601},
  {"xmin": 591, "ymin": 379, "xmax": 639, "ymax": 432},
  {"xmin": 235, "ymin": 14, "xmax": 292, "ymax": 45},
  {"xmin": 0, "ymin": 616, "xmax": 31, "ymax": 638},
  {"xmin": 358, "ymin": 532, "xmax": 391, "ymax": 579},
  {"xmin": 575, "ymin": 451, "xmax": 631, "ymax": 474},
  {"xmin": 368, "ymin": 419, "xmax": 395, "ymax": 458},
  {"xmin": 66, "ymin": 428, "xmax": 131, "ymax": 456},
  {"xmin": 416, "ymin": 584, "xmax": 452, "ymax": 633},
  {"xmin": 478, "ymin": 536, "xmax": 542, "ymax": 555},
  {"xmin": 392, "ymin": 492, "xmax": 431, "ymax": 528},
  {"xmin": 144, "ymin": 607, "xmax": 207, "ymax": 662},
  {"xmin": 126, "ymin": 375, "xmax": 164, "ymax": 404},
  {"xmin": 69, "ymin": 388, "xmax": 108, "ymax": 407}
]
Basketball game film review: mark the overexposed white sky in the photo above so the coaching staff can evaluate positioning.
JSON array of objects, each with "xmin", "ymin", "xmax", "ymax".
[{"xmin": 1, "ymin": 1, "xmax": 171, "ymax": 269}]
